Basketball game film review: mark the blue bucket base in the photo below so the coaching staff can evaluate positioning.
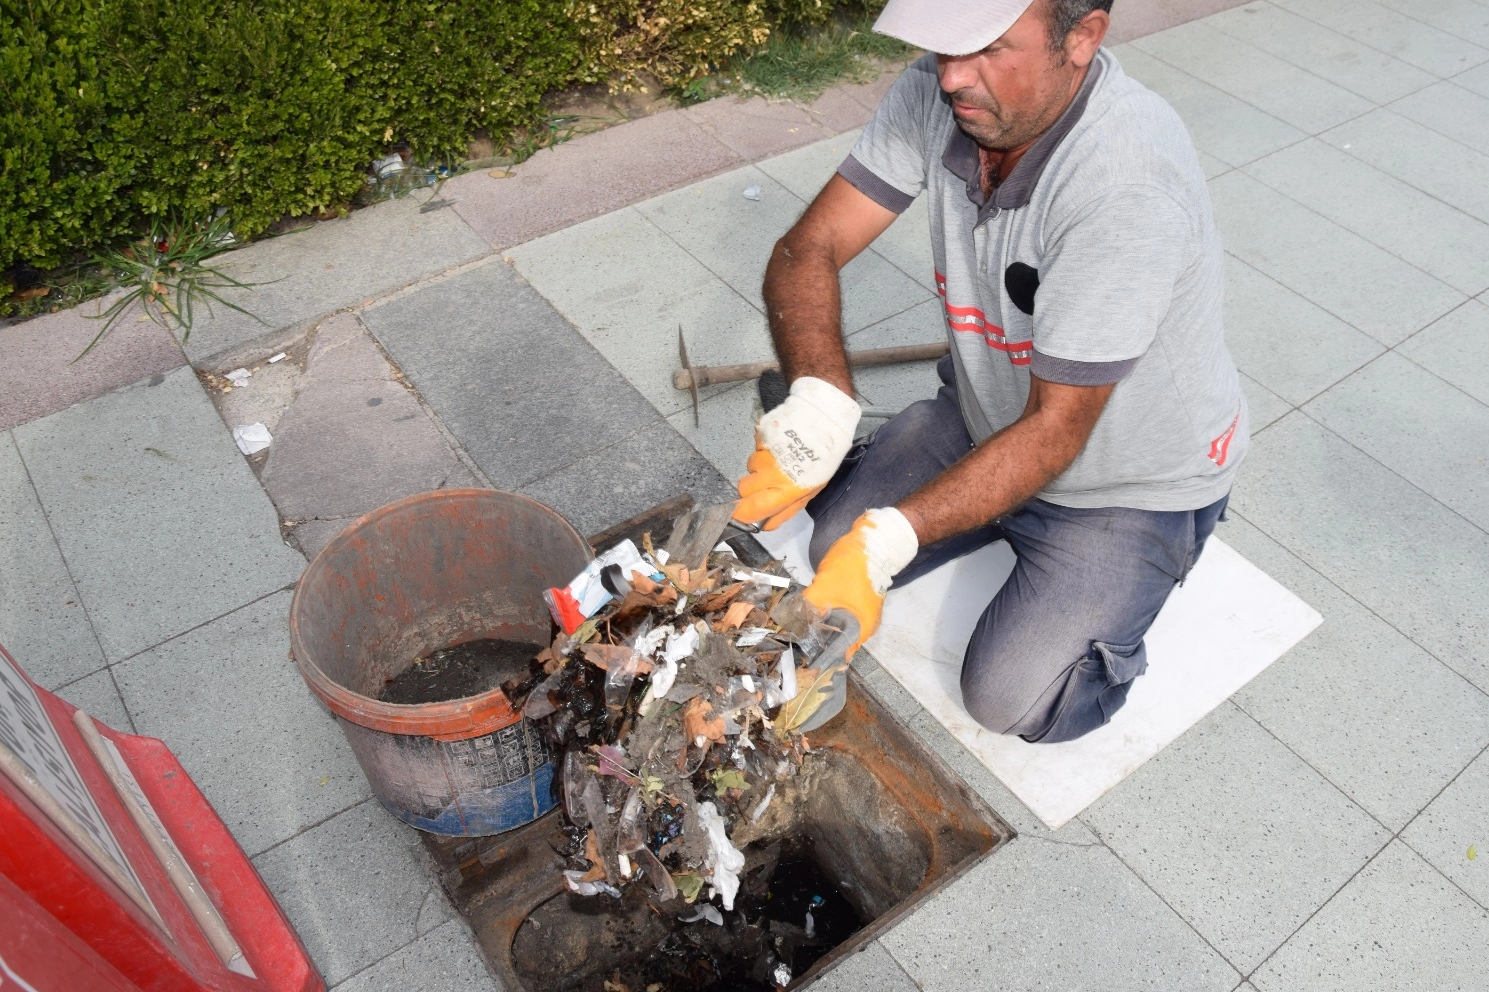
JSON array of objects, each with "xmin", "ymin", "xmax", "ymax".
[{"xmin": 379, "ymin": 759, "xmax": 557, "ymax": 836}]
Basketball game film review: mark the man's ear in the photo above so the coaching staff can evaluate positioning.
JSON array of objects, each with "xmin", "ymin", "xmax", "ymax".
[{"xmin": 1066, "ymin": 8, "xmax": 1110, "ymax": 67}]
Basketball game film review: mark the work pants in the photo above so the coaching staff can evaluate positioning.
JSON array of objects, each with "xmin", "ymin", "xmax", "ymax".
[{"xmin": 806, "ymin": 358, "xmax": 1228, "ymax": 744}]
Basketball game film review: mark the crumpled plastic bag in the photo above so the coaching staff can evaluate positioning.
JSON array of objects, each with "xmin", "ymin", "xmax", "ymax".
[{"xmin": 695, "ymin": 801, "xmax": 746, "ymax": 911}]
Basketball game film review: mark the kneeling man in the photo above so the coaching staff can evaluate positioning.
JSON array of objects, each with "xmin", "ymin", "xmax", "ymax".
[{"xmin": 732, "ymin": 0, "xmax": 1247, "ymax": 743}]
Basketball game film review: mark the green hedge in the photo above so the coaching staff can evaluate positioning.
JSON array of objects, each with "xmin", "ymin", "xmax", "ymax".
[{"xmin": 2, "ymin": 0, "xmax": 879, "ymax": 273}]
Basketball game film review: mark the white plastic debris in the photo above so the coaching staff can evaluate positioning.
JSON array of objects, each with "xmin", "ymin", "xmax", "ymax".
[
  {"xmin": 232, "ymin": 423, "xmax": 272, "ymax": 455},
  {"xmin": 662, "ymin": 625, "xmax": 699, "ymax": 665},
  {"xmin": 734, "ymin": 627, "xmax": 772, "ymax": 648},
  {"xmin": 742, "ymin": 184, "xmax": 762, "ymax": 201},
  {"xmin": 732, "ymin": 568, "xmax": 791, "ymax": 589},
  {"xmin": 544, "ymin": 539, "xmax": 660, "ymax": 631},
  {"xmin": 224, "ymin": 367, "xmax": 252, "ymax": 386},
  {"xmin": 712, "ymin": 541, "xmax": 737, "ymax": 557},
  {"xmin": 679, "ymin": 904, "xmax": 724, "ymax": 926},
  {"xmin": 805, "ymin": 909, "xmax": 816, "ymax": 939},
  {"xmin": 267, "ymin": 352, "xmax": 287, "ymax": 364},
  {"xmin": 696, "ymin": 801, "xmax": 746, "ymax": 911},
  {"xmin": 372, "ymin": 151, "xmax": 407, "ymax": 177},
  {"xmin": 563, "ymin": 871, "xmax": 621, "ymax": 898},
  {"xmin": 638, "ymin": 655, "xmax": 677, "ymax": 716},
  {"xmin": 778, "ymin": 645, "xmax": 798, "ymax": 701},
  {"xmin": 749, "ymin": 783, "xmax": 776, "ymax": 823},
  {"xmin": 773, "ymin": 963, "xmax": 793, "ymax": 986},
  {"xmin": 633, "ymin": 626, "xmax": 670, "ymax": 660}
]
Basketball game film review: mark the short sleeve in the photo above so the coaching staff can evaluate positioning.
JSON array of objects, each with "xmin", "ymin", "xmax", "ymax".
[
  {"xmin": 1030, "ymin": 185, "xmax": 1192, "ymax": 383},
  {"xmin": 837, "ymin": 54, "xmax": 941, "ymax": 214}
]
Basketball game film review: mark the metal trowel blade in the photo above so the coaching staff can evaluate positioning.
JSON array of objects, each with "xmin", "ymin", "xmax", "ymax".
[{"xmin": 663, "ymin": 500, "xmax": 740, "ymax": 571}]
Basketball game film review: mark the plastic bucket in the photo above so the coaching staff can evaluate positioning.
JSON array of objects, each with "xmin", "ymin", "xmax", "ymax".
[{"xmin": 289, "ymin": 489, "xmax": 591, "ymax": 836}]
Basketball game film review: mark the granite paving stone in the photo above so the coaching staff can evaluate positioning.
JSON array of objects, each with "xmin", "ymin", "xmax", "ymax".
[
  {"xmin": 1113, "ymin": 47, "xmax": 1305, "ymax": 167},
  {"xmin": 0, "ymin": 433, "xmax": 106, "ymax": 690},
  {"xmin": 507, "ymin": 207, "xmax": 772, "ymax": 418},
  {"xmin": 332, "ymin": 920, "xmax": 498, "ymax": 992},
  {"xmin": 848, "ymin": 302, "xmax": 945, "ymax": 414},
  {"xmin": 1206, "ymin": 2, "xmax": 1436, "ymax": 105},
  {"xmin": 882, "ymin": 838, "xmax": 1239, "ymax": 992},
  {"xmin": 800, "ymin": 86, "xmax": 876, "ymax": 134},
  {"xmin": 1252, "ymin": 841, "xmax": 1489, "ymax": 992},
  {"xmin": 181, "ymin": 196, "xmax": 491, "ymax": 369},
  {"xmin": 1238, "ymin": 373, "xmax": 1293, "ymax": 432},
  {"xmin": 12, "ymin": 367, "xmax": 304, "ymax": 663},
  {"xmin": 1390, "ymin": 81, "xmax": 1489, "ymax": 157},
  {"xmin": 1304, "ymin": 352, "xmax": 1489, "ymax": 531},
  {"xmin": 1370, "ymin": 0, "xmax": 1489, "ymax": 52},
  {"xmin": 1273, "ymin": 0, "xmax": 1489, "ymax": 77},
  {"xmin": 682, "ymin": 94, "xmax": 837, "ymax": 161},
  {"xmin": 664, "ymin": 381, "xmax": 760, "ymax": 481},
  {"xmin": 363, "ymin": 259, "xmax": 661, "ymax": 487},
  {"xmin": 56, "ymin": 669, "xmax": 134, "ymax": 734},
  {"xmin": 113, "ymin": 591, "xmax": 371, "ymax": 857},
  {"xmin": 858, "ymin": 653, "xmax": 924, "ymax": 724},
  {"xmin": 809, "ymin": 941, "xmax": 919, "ymax": 992},
  {"xmin": 446, "ymin": 109, "xmax": 741, "ymax": 252},
  {"xmin": 866, "ymin": 195, "xmax": 938, "ymax": 291},
  {"xmin": 754, "ymin": 130, "xmax": 862, "ymax": 201},
  {"xmin": 252, "ymin": 802, "xmax": 451, "ymax": 987},
  {"xmin": 1222, "ymin": 255, "xmax": 1383, "ymax": 406},
  {"xmin": 1106, "ymin": 0, "xmax": 1255, "ymax": 45},
  {"xmin": 832, "ymin": 65, "xmax": 903, "ymax": 115},
  {"xmin": 1133, "ymin": 20, "xmax": 1372, "ymax": 133},
  {"xmin": 1209, "ymin": 171, "xmax": 1463, "ymax": 345},
  {"xmin": 1457, "ymin": 59, "xmax": 1489, "ymax": 99},
  {"xmin": 259, "ymin": 313, "xmax": 476, "ymax": 523},
  {"xmin": 1230, "ymin": 413, "xmax": 1489, "ymax": 694},
  {"xmin": 1320, "ymin": 109, "xmax": 1489, "ymax": 225},
  {"xmin": 1402, "ymin": 747, "xmax": 1489, "ymax": 909},
  {"xmin": 1220, "ymin": 515, "xmax": 1489, "ymax": 831},
  {"xmin": 1397, "ymin": 298, "xmax": 1489, "ymax": 407},
  {"xmin": 517, "ymin": 421, "xmax": 736, "ymax": 540},
  {"xmin": 0, "ymin": 293, "xmax": 185, "ymax": 432},
  {"xmin": 1082, "ymin": 703, "xmax": 1390, "ymax": 971},
  {"xmin": 1245, "ymin": 139, "xmax": 1489, "ymax": 296}
]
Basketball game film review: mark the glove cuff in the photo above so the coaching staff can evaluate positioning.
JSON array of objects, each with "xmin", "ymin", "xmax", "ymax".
[
  {"xmin": 789, "ymin": 376, "xmax": 862, "ymax": 438},
  {"xmin": 860, "ymin": 507, "xmax": 920, "ymax": 595}
]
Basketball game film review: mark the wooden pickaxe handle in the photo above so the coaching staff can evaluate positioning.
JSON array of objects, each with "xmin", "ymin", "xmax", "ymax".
[{"xmin": 673, "ymin": 342, "xmax": 949, "ymax": 390}]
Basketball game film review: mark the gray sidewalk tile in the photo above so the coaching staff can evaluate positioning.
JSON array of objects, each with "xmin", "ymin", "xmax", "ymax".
[
  {"xmin": 1246, "ymin": 140, "xmax": 1489, "ymax": 296},
  {"xmin": 1206, "ymin": 2, "xmax": 1435, "ymax": 105},
  {"xmin": 332, "ymin": 920, "xmax": 498, "ymax": 992},
  {"xmin": 1239, "ymin": 373, "xmax": 1292, "ymax": 432},
  {"xmin": 182, "ymin": 197, "xmax": 491, "ymax": 369},
  {"xmin": 1133, "ymin": 20, "xmax": 1371, "ymax": 133},
  {"xmin": 56, "ymin": 669, "xmax": 133, "ymax": 734},
  {"xmin": 259, "ymin": 313, "xmax": 475, "ymax": 522},
  {"xmin": 1371, "ymin": 0, "xmax": 1489, "ymax": 52},
  {"xmin": 1273, "ymin": 0, "xmax": 1489, "ymax": 77},
  {"xmin": 682, "ymin": 94, "xmax": 837, "ymax": 161},
  {"xmin": 517, "ymin": 421, "xmax": 735, "ymax": 540},
  {"xmin": 882, "ymin": 838, "xmax": 1239, "ymax": 992},
  {"xmin": 834, "ymin": 67, "xmax": 901, "ymax": 115},
  {"xmin": 801, "ymin": 86, "xmax": 876, "ymax": 134},
  {"xmin": 252, "ymin": 802, "xmax": 450, "ymax": 987},
  {"xmin": 113, "ymin": 591, "xmax": 372, "ymax": 857},
  {"xmin": 755, "ymin": 130, "xmax": 861, "ymax": 201},
  {"xmin": 1251, "ymin": 841, "xmax": 1489, "ymax": 992},
  {"xmin": 846, "ymin": 298, "xmax": 946, "ymax": 350},
  {"xmin": 849, "ymin": 307, "xmax": 945, "ymax": 414},
  {"xmin": 1197, "ymin": 149, "xmax": 1231, "ymax": 178},
  {"xmin": 1083, "ymin": 703, "xmax": 1389, "ymax": 972},
  {"xmin": 508, "ymin": 207, "xmax": 771, "ymax": 419},
  {"xmin": 446, "ymin": 109, "xmax": 741, "ymax": 252},
  {"xmin": 1223, "ymin": 256, "xmax": 1382, "ymax": 406},
  {"xmin": 812, "ymin": 941, "xmax": 918, "ymax": 992},
  {"xmin": 363, "ymin": 260, "xmax": 660, "ymax": 488},
  {"xmin": 868, "ymin": 196, "xmax": 937, "ymax": 291},
  {"xmin": 1304, "ymin": 352, "xmax": 1489, "ymax": 531},
  {"xmin": 906, "ymin": 710, "xmax": 1100, "ymax": 845},
  {"xmin": 1398, "ymin": 299, "xmax": 1489, "ymax": 407},
  {"xmin": 1391, "ymin": 81, "xmax": 1489, "ymax": 157},
  {"xmin": 0, "ymin": 294, "xmax": 185, "ymax": 432},
  {"xmin": 665, "ymin": 381, "xmax": 759, "ymax": 480},
  {"xmin": 1209, "ymin": 172, "xmax": 1463, "ymax": 346},
  {"xmin": 0, "ymin": 433, "xmax": 105, "ymax": 690},
  {"xmin": 859, "ymin": 659, "xmax": 923, "ymax": 725},
  {"xmin": 1321, "ymin": 109, "xmax": 1489, "ymax": 226},
  {"xmin": 12, "ymin": 367, "xmax": 303, "ymax": 663},
  {"xmin": 1107, "ymin": 0, "xmax": 1256, "ymax": 45},
  {"xmin": 1221, "ymin": 515, "xmax": 1489, "ymax": 832},
  {"xmin": 1402, "ymin": 748, "xmax": 1489, "ymax": 909},
  {"xmin": 1456, "ymin": 59, "xmax": 1489, "ymax": 99},
  {"xmin": 1113, "ymin": 48, "xmax": 1305, "ymax": 167}
]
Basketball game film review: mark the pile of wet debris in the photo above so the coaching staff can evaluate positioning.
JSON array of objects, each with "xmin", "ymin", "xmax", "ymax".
[{"xmin": 501, "ymin": 505, "xmax": 858, "ymax": 991}]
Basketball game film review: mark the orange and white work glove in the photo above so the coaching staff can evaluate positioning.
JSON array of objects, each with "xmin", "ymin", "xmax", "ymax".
[
  {"xmin": 804, "ymin": 508, "xmax": 919, "ymax": 654},
  {"xmin": 735, "ymin": 376, "xmax": 861, "ymax": 530}
]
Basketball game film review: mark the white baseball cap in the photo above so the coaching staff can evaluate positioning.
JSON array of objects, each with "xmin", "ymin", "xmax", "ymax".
[{"xmin": 873, "ymin": 0, "xmax": 1039, "ymax": 56}]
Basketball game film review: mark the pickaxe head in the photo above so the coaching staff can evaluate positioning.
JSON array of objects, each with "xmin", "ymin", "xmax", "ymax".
[{"xmin": 678, "ymin": 324, "xmax": 700, "ymax": 427}]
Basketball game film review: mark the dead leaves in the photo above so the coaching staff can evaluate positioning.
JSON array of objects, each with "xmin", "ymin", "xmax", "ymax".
[
  {"xmin": 714, "ymin": 600, "xmax": 754, "ymax": 633},
  {"xmin": 682, "ymin": 697, "xmax": 726, "ymax": 746},
  {"xmin": 581, "ymin": 644, "xmax": 653, "ymax": 675},
  {"xmin": 775, "ymin": 661, "xmax": 848, "ymax": 733}
]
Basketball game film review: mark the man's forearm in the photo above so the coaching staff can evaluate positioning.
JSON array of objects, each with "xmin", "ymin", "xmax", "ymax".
[{"xmin": 762, "ymin": 236, "xmax": 853, "ymax": 394}]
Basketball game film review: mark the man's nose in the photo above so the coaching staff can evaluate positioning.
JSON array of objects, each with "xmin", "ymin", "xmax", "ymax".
[{"xmin": 937, "ymin": 54, "xmax": 979, "ymax": 95}]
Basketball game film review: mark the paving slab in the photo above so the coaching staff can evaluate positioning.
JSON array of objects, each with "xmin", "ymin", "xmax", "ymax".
[
  {"xmin": 881, "ymin": 837, "xmax": 1239, "ymax": 992},
  {"xmin": 252, "ymin": 802, "xmax": 451, "ymax": 987},
  {"xmin": 1245, "ymin": 139, "xmax": 1489, "ymax": 296},
  {"xmin": 1082, "ymin": 703, "xmax": 1389, "ymax": 972},
  {"xmin": 1251, "ymin": 841, "xmax": 1489, "ymax": 992},
  {"xmin": 1402, "ymin": 747, "xmax": 1489, "ymax": 909},
  {"xmin": 1230, "ymin": 412, "xmax": 1489, "ymax": 694},
  {"xmin": 332, "ymin": 920, "xmax": 498, "ymax": 992},
  {"xmin": 55, "ymin": 668, "xmax": 134, "ymax": 734},
  {"xmin": 1205, "ymin": 2, "xmax": 1436, "ymax": 105},
  {"xmin": 799, "ymin": 85, "xmax": 877, "ymax": 134},
  {"xmin": 754, "ymin": 130, "xmax": 862, "ymax": 201},
  {"xmin": 12, "ymin": 366, "xmax": 304, "ymax": 663},
  {"xmin": 1133, "ymin": 20, "xmax": 1371, "ymax": 133},
  {"xmin": 1220, "ymin": 513, "xmax": 1489, "ymax": 831},
  {"xmin": 1273, "ymin": 0, "xmax": 1489, "ymax": 77},
  {"xmin": 1390, "ymin": 81, "xmax": 1489, "ymax": 157},
  {"xmin": 1113, "ymin": 47, "xmax": 1305, "ymax": 168},
  {"xmin": 1304, "ymin": 352, "xmax": 1489, "ymax": 531},
  {"xmin": 1371, "ymin": 0, "xmax": 1489, "ymax": 52},
  {"xmin": 810, "ymin": 941, "xmax": 918, "ymax": 992},
  {"xmin": 180, "ymin": 196, "xmax": 491, "ymax": 369},
  {"xmin": 259, "ymin": 312, "xmax": 475, "ymax": 524},
  {"xmin": 1107, "ymin": 0, "xmax": 1255, "ymax": 44},
  {"xmin": 1209, "ymin": 171, "xmax": 1463, "ymax": 345},
  {"xmin": 682, "ymin": 93, "xmax": 839, "ymax": 161},
  {"xmin": 516, "ymin": 421, "xmax": 735, "ymax": 540},
  {"xmin": 1457, "ymin": 59, "xmax": 1489, "ymax": 99},
  {"xmin": 445, "ymin": 109, "xmax": 742, "ymax": 252},
  {"xmin": 0, "ymin": 293, "xmax": 185, "ymax": 431},
  {"xmin": 1238, "ymin": 373, "xmax": 1292, "ymax": 432},
  {"xmin": 363, "ymin": 259, "xmax": 661, "ymax": 487},
  {"xmin": 1398, "ymin": 299, "xmax": 1489, "ymax": 407},
  {"xmin": 113, "ymin": 591, "xmax": 371, "ymax": 857},
  {"xmin": 0, "ymin": 432, "xmax": 106, "ymax": 690},
  {"xmin": 1320, "ymin": 109, "xmax": 1489, "ymax": 226},
  {"xmin": 867, "ymin": 195, "xmax": 938, "ymax": 291},
  {"xmin": 665, "ymin": 381, "xmax": 760, "ymax": 481}
]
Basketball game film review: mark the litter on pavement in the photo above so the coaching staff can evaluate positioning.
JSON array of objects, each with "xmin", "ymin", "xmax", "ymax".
[{"xmin": 231, "ymin": 423, "xmax": 272, "ymax": 455}]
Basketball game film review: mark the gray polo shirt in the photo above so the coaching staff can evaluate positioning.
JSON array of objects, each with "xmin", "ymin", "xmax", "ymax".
[{"xmin": 840, "ymin": 50, "xmax": 1246, "ymax": 511}]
